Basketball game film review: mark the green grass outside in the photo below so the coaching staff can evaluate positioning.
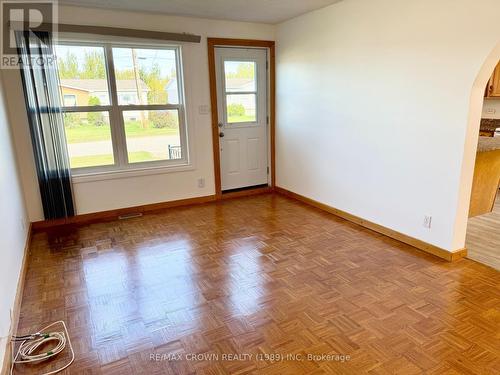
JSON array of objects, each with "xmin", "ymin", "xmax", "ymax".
[
  {"xmin": 70, "ymin": 151, "xmax": 164, "ymax": 169},
  {"xmin": 227, "ymin": 115, "xmax": 256, "ymax": 123},
  {"xmin": 65, "ymin": 121, "xmax": 179, "ymax": 144}
]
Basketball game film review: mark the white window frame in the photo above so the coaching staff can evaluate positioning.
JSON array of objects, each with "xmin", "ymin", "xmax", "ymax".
[{"xmin": 56, "ymin": 38, "xmax": 190, "ymax": 177}]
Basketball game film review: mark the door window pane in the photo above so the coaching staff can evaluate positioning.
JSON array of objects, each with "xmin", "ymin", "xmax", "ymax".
[
  {"xmin": 226, "ymin": 94, "xmax": 256, "ymax": 123},
  {"xmin": 55, "ymin": 45, "xmax": 110, "ymax": 106},
  {"xmin": 224, "ymin": 61, "xmax": 256, "ymax": 92},
  {"xmin": 63, "ymin": 112, "xmax": 114, "ymax": 168},
  {"xmin": 122, "ymin": 110, "xmax": 181, "ymax": 163},
  {"xmin": 112, "ymin": 47, "xmax": 179, "ymax": 105}
]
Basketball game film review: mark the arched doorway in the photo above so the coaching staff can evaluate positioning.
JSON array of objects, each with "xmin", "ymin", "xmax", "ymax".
[{"xmin": 453, "ymin": 42, "xmax": 500, "ymax": 269}]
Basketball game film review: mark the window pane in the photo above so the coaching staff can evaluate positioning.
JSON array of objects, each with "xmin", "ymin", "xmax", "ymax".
[
  {"xmin": 122, "ymin": 110, "xmax": 181, "ymax": 163},
  {"xmin": 224, "ymin": 61, "xmax": 256, "ymax": 92},
  {"xmin": 63, "ymin": 94, "xmax": 76, "ymax": 106},
  {"xmin": 112, "ymin": 48, "xmax": 179, "ymax": 105},
  {"xmin": 226, "ymin": 94, "xmax": 256, "ymax": 123},
  {"xmin": 55, "ymin": 45, "xmax": 110, "ymax": 106},
  {"xmin": 63, "ymin": 112, "xmax": 114, "ymax": 168}
]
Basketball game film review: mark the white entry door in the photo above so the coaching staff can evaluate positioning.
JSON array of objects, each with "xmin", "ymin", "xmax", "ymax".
[{"xmin": 215, "ymin": 47, "xmax": 268, "ymax": 191}]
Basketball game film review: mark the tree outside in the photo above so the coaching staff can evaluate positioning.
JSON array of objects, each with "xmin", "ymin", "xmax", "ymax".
[{"xmin": 56, "ymin": 46, "xmax": 182, "ymax": 168}]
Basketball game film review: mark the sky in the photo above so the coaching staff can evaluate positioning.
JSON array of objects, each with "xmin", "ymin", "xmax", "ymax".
[{"xmin": 55, "ymin": 44, "xmax": 177, "ymax": 79}]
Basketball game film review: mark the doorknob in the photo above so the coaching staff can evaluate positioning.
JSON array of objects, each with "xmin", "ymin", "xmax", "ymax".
[{"xmin": 219, "ymin": 132, "xmax": 225, "ymax": 138}]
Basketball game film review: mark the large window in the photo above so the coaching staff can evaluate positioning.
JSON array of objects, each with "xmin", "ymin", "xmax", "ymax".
[{"xmin": 55, "ymin": 42, "xmax": 187, "ymax": 173}]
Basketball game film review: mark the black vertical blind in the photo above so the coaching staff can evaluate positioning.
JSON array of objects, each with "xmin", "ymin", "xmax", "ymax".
[{"xmin": 17, "ymin": 31, "xmax": 75, "ymax": 219}]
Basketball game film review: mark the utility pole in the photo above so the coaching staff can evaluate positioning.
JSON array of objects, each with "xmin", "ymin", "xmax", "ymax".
[{"xmin": 132, "ymin": 49, "xmax": 147, "ymax": 129}]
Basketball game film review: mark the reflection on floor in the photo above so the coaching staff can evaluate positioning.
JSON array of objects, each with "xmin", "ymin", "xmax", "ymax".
[
  {"xmin": 466, "ymin": 192, "xmax": 500, "ymax": 270},
  {"xmin": 16, "ymin": 194, "xmax": 500, "ymax": 374}
]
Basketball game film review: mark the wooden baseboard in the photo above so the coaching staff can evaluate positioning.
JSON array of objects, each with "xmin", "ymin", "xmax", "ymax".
[
  {"xmin": 30, "ymin": 186, "xmax": 467, "ymax": 262},
  {"xmin": 32, "ymin": 194, "xmax": 217, "ymax": 231},
  {"xmin": 275, "ymin": 187, "xmax": 467, "ymax": 262},
  {"xmin": 1, "ymin": 224, "xmax": 32, "ymax": 375},
  {"xmin": 32, "ymin": 187, "xmax": 278, "ymax": 231}
]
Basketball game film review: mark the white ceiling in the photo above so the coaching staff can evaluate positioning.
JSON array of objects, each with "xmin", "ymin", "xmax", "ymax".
[{"xmin": 58, "ymin": 0, "xmax": 343, "ymax": 24}]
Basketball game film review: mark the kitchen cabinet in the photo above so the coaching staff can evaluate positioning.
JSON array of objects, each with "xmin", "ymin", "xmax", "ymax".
[
  {"xmin": 469, "ymin": 137, "xmax": 500, "ymax": 217},
  {"xmin": 486, "ymin": 61, "xmax": 500, "ymax": 97}
]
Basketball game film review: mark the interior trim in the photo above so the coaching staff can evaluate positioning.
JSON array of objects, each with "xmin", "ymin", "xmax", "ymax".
[
  {"xmin": 71, "ymin": 163, "xmax": 195, "ymax": 184},
  {"xmin": 31, "ymin": 188, "xmax": 468, "ymax": 262},
  {"xmin": 31, "ymin": 187, "xmax": 273, "ymax": 230},
  {"xmin": 32, "ymin": 195, "xmax": 217, "ymax": 230},
  {"xmin": 9, "ymin": 21, "xmax": 201, "ymax": 43},
  {"xmin": 1, "ymin": 224, "xmax": 32, "ymax": 375},
  {"xmin": 207, "ymin": 37, "xmax": 276, "ymax": 198},
  {"xmin": 275, "ymin": 187, "xmax": 467, "ymax": 262}
]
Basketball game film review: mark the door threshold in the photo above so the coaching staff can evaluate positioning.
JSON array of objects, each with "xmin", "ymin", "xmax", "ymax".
[{"xmin": 221, "ymin": 184, "xmax": 272, "ymax": 199}]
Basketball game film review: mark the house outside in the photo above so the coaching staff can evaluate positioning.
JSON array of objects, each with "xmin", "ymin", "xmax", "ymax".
[
  {"xmin": 60, "ymin": 79, "xmax": 149, "ymax": 121},
  {"xmin": 224, "ymin": 78, "xmax": 256, "ymax": 117},
  {"xmin": 165, "ymin": 79, "xmax": 179, "ymax": 104}
]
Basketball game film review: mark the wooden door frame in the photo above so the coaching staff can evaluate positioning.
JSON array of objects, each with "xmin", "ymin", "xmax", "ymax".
[{"xmin": 207, "ymin": 38, "xmax": 276, "ymax": 198}]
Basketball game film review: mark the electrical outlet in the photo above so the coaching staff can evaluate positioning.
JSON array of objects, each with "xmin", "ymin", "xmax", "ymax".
[
  {"xmin": 197, "ymin": 177, "xmax": 205, "ymax": 188},
  {"xmin": 486, "ymin": 108, "xmax": 496, "ymax": 114},
  {"xmin": 423, "ymin": 215, "xmax": 432, "ymax": 229}
]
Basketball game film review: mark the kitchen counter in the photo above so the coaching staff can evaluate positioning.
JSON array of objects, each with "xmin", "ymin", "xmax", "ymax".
[
  {"xmin": 480, "ymin": 118, "xmax": 500, "ymax": 132},
  {"xmin": 480, "ymin": 119, "xmax": 500, "ymax": 137},
  {"xmin": 477, "ymin": 136, "xmax": 500, "ymax": 152}
]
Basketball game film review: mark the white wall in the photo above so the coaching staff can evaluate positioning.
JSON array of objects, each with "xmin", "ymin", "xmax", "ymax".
[
  {"xmin": 0, "ymin": 75, "xmax": 29, "ymax": 369},
  {"xmin": 276, "ymin": 0, "xmax": 500, "ymax": 251},
  {"xmin": 2, "ymin": 5, "xmax": 275, "ymax": 221}
]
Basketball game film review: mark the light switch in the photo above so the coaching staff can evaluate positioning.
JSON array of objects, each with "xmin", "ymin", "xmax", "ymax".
[{"xmin": 198, "ymin": 105, "xmax": 210, "ymax": 115}]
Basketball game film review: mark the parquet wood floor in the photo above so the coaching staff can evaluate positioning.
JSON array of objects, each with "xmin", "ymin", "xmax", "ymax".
[
  {"xmin": 467, "ymin": 192, "xmax": 500, "ymax": 270},
  {"xmin": 15, "ymin": 194, "xmax": 500, "ymax": 374}
]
